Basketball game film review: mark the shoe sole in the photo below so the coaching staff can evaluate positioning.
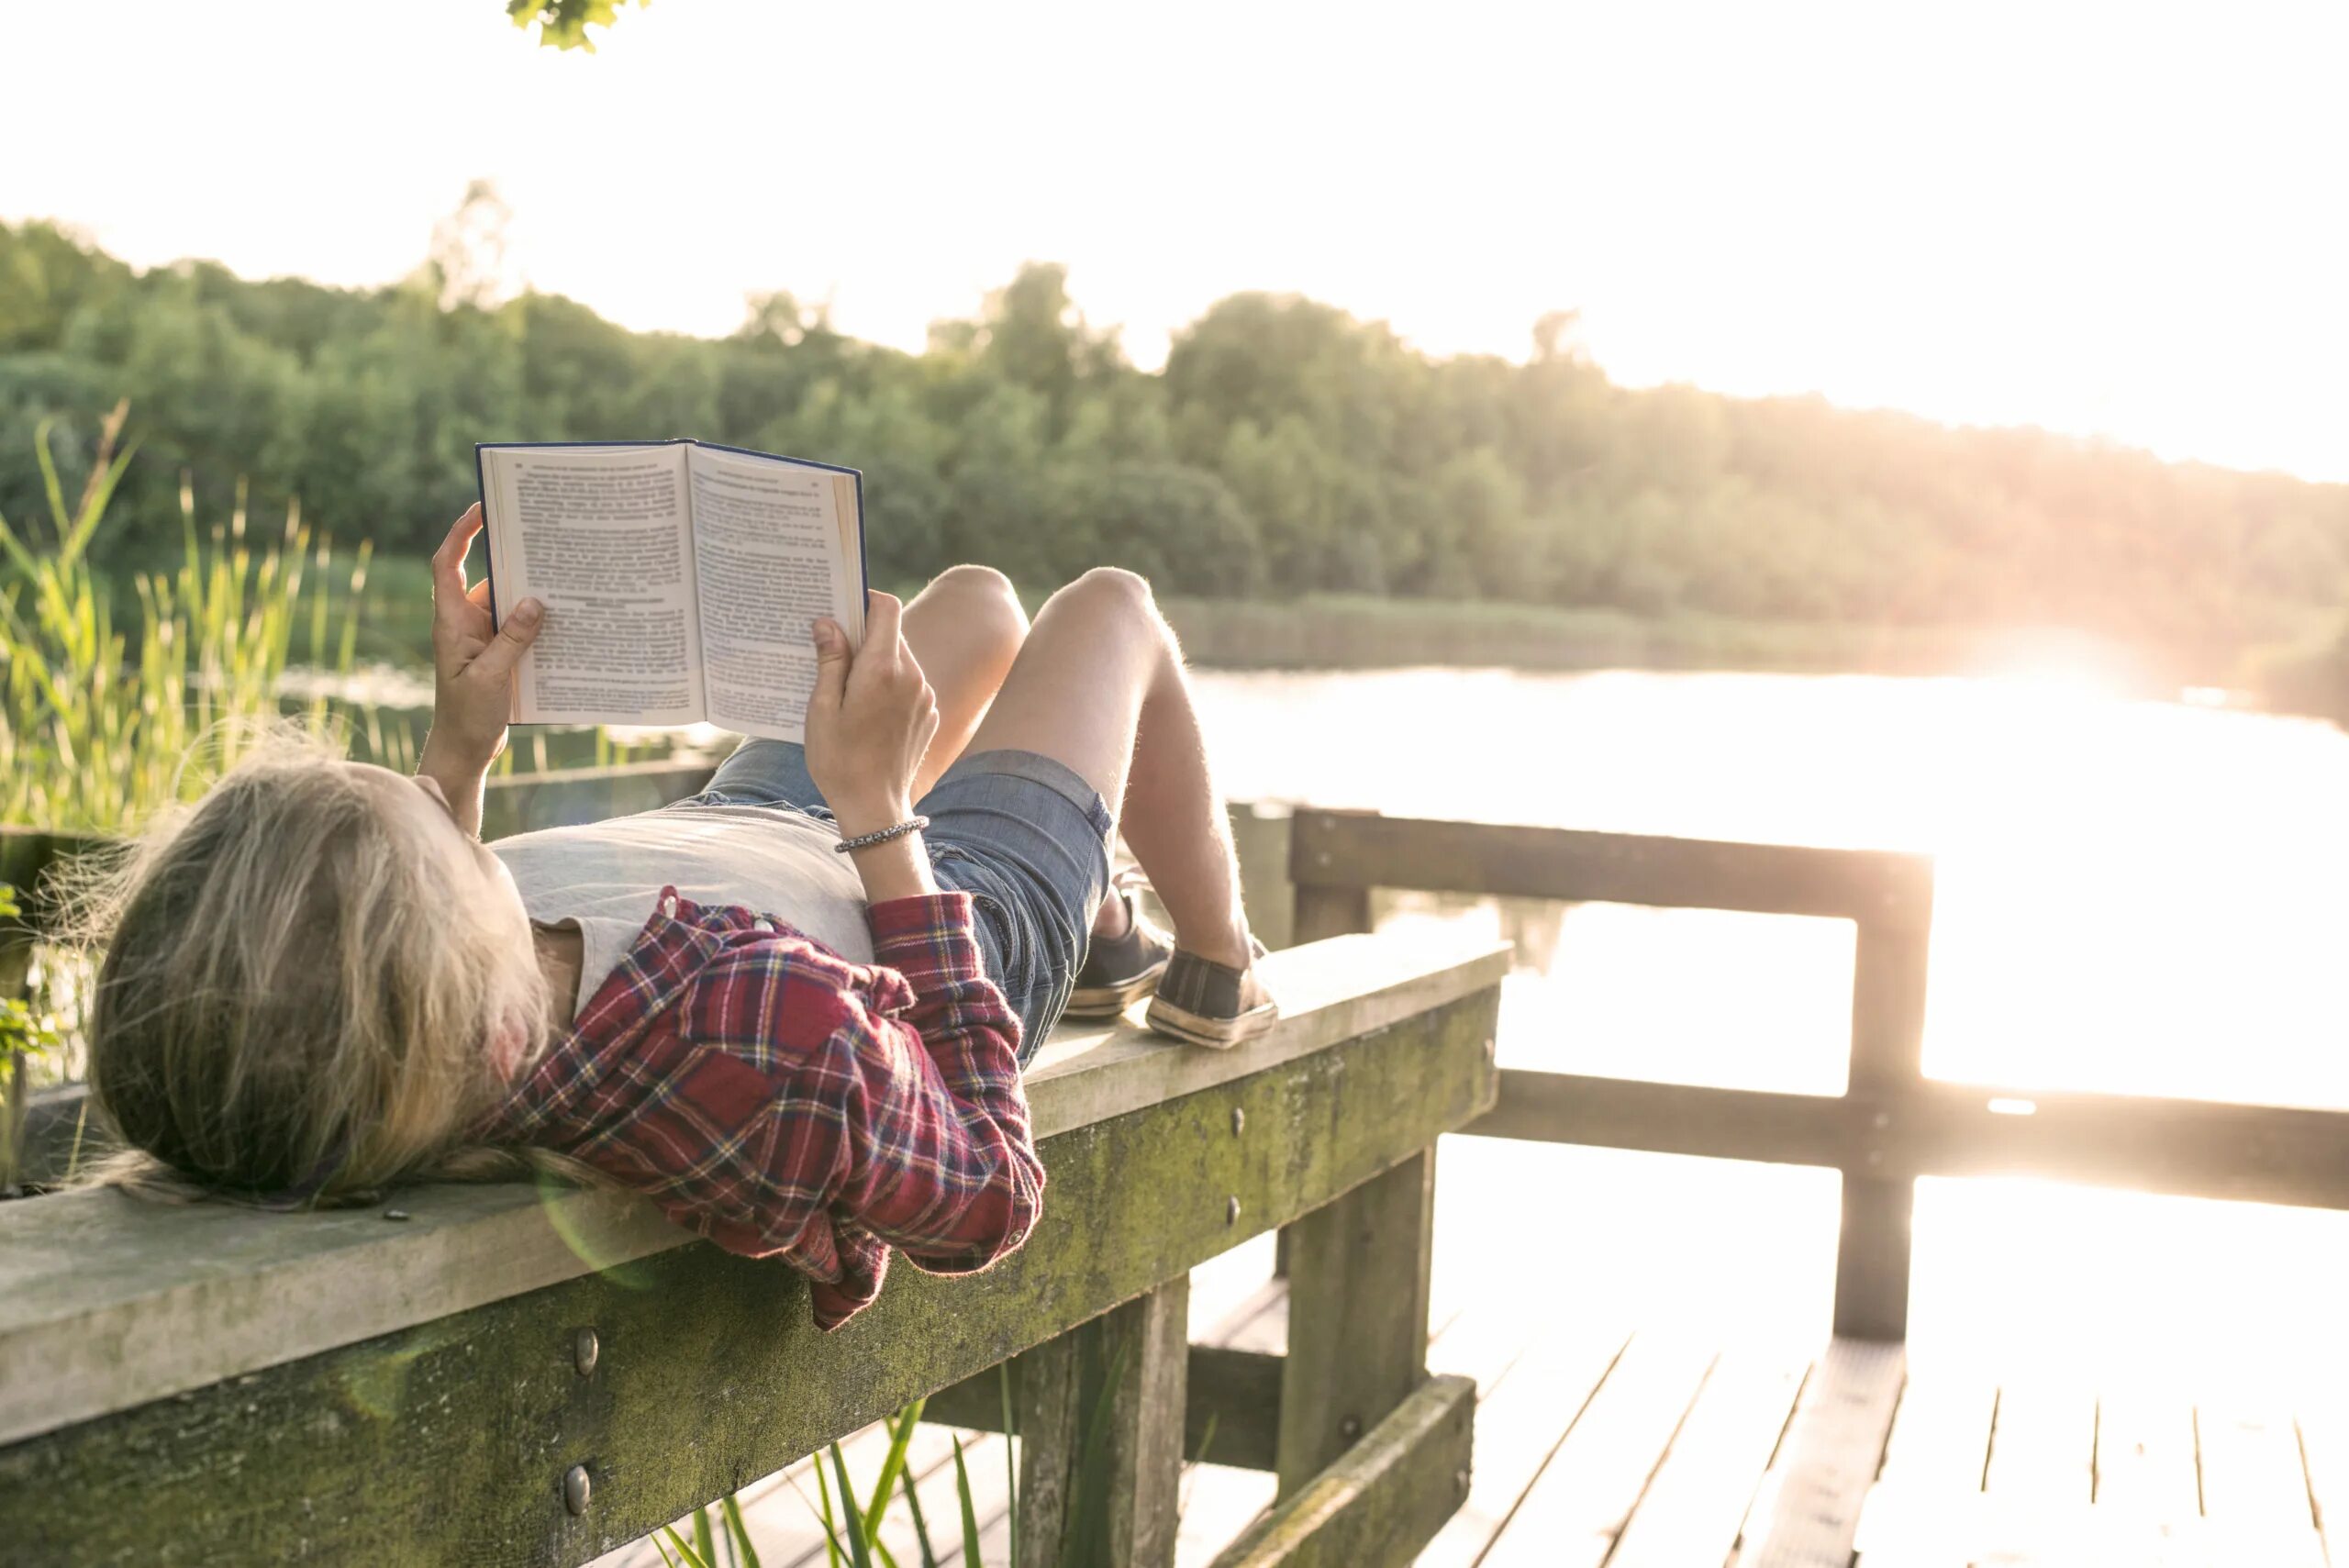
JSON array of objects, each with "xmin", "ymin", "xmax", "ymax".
[
  {"xmin": 1143, "ymin": 996, "xmax": 1281, "ymax": 1051},
  {"xmin": 1062, "ymin": 958, "xmax": 1170, "ymax": 1022}
]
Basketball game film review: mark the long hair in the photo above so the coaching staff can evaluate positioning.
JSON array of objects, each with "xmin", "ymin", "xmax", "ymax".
[{"xmin": 73, "ymin": 737, "xmax": 552, "ymax": 1206}]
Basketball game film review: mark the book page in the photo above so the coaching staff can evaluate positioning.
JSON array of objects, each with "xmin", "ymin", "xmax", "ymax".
[
  {"xmin": 479, "ymin": 444, "xmax": 704, "ymax": 727},
  {"xmin": 686, "ymin": 445, "xmax": 863, "ymax": 742}
]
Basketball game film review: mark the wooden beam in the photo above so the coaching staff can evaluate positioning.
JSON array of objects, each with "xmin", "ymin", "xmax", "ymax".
[
  {"xmin": 0, "ymin": 986, "xmax": 1501, "ymax": 1565},
  {"xmin": 0, "ymin": 930, "xmax": 1508, "ymax": 1450},
  {"xmin": 1015, "ymin": 1275, "xmax": 1189, "ymax": 1568},
  {"xmin": 1277, "ymin": 1151, "xmax": 1437, "ymax": 1499},
  {"xmin": 1740, "ymin": 1338, "xmax": 1906, "ymax": 1568},
  {"xmin": 925, "ymin": 1343, "xmax": 1284, "ymax": 1472},
  {"xmin": 1211, "ymin": 1373, "xmax": 1476, "ymax": 1568},
  {"xmin": 1287, "ymin": 812, "xmax": 1933, "ymax": 924},
  {"xmin": 1465, "ymin": 1071, "xmax": 1859, "ymax": 1164},
  {"xmin": 1466, "ymin": 1068, "xmax": 2349, "ymax": 1213}
]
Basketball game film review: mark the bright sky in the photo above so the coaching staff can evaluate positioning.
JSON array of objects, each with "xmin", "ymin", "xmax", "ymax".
[{"xmin": 6, "ymin": 0, "xmax": 2343, "ymax": 481}]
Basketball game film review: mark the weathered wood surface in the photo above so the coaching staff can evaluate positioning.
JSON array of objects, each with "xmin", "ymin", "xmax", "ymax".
[
  {"xmin": 924, "ymin": 1341, "xmax": 1284, "ymax": 1472},
  {"xmin": 1275, "ymin": 1149, "xmax": 1434, "ymax": 1499},
  {"xmin": 1467, "ymin": 1069, "xmax": 2349, "ymax": 1211},
  {"xmin": 1741, "ymin": 1337, "xmax": 1906, "ymax": 1567},
  {"xmin": 1288, "ymin": 809, "xmax": 1934, "ymax": 924},
  {"xmin": 0, "ymin": 930, "xmax": 1506, "ymax": 1451},
  {"xmin": 0, "ymin": 955, "xmax": 1500, "ymax": 1564},
  {"xmin": 1014, "ymin": 1275, "xmax": 1189, "ymax": 1568},
  {"xmin": 1208, "ymin": 1373, "xmax": 1475, "ymax": 1568}
]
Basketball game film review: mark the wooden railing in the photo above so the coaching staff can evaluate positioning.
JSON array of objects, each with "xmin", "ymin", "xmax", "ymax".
[
  {"xmin": 1285, "ymin": 807, "xmax": 2349, "ymax": 1342},
  {"xmin": 0, "ymin": 792, "xmax": 1504, "ymax": 1566}
]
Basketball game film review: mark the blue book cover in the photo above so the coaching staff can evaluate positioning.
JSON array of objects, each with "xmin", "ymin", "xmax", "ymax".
[{"xmin": 473, "ymin": 439, "xmax": 866, "ymax": 742}]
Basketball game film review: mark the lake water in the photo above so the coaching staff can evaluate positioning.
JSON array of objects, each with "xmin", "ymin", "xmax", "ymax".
[{"xmin": 1188, "ymin": 667, "xmax": 2349, "ymax": 1393}]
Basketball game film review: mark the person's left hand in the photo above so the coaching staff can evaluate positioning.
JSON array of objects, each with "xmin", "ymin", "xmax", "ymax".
[{"xmin": 425, "ymin": 504, "xmax": 543, "ymax": 768}]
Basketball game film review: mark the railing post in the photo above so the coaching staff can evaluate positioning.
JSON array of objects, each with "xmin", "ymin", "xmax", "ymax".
[
  {"xmin": 1275, "ymin": 1148, "xmax": 1437, "ymax": 1499},
  {"xmin": 1834, "ymin": 887, "xmax": 1934, "ymax": 1340},
  {"xmin": 1279, "ymin": 811, "xmax": 1377, "ymax": 1279},
  {"xmin": 1017, "ymin": 1273, "xmax": 1191, "ymax": 1568}
]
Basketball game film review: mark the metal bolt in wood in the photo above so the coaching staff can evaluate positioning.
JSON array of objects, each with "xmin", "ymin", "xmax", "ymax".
[
  {"xmin": 1226, "ymin": 1195, "xmax": 1241, "ymax": 1226},
  {"xmin": 1231, "ymin": 1107, "xmax": 1245, "ymax": 1136},
  {"xmin": 573, "ymin": 1328, "xmax": 598, "ymax": 1377},
  {"xmin": 1340, "ymin": 1415, "xmax": 1362, "ymax": 1441},
  {"xmin": 562, "ymin": 1464, "xmax": 591, "ymax": 1516}
]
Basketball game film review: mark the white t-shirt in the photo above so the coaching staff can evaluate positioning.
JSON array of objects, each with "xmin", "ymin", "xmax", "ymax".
[{"xmin": 491, "ymin": 805, "xmax": 871, "ymax": 1014}]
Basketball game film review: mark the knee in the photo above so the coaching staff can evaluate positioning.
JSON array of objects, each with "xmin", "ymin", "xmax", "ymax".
[
  {"xmin": 929, "ymin": 563, "xmax": 1028, "ymax": 655},
  {"xmin": 1059, "ymin": 566, "xmax": 1159, "ymax": 621}
]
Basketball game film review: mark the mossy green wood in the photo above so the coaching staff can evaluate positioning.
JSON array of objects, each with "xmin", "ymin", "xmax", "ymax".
[
  {"xmin": 1209, "ymin": 1374, "xmax": 1475, "ymax": 1568},
  {"xmin": 0, "ymin": 989, "xmax": 1497, "ymax": 1567},
  {"xmin": 924, "ymin": 1343, "xmax": 1284, "ymax": 1472}
]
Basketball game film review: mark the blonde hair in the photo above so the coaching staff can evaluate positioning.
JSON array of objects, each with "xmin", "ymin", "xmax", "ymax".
[{"xmin": 77, "ymin": 737, "xmax": 551, "ymax": 1207}]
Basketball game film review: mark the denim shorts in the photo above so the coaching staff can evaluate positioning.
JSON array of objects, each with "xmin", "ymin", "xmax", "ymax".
[{"xmin": 677, "ymin": 740, "xmax": 1113, "ymax": 1064}]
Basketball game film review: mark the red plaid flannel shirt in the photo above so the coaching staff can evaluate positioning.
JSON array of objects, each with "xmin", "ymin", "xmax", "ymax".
[{"xmin": 489, "ymin": 887, "xmax": 1043, "ymax": 1329}]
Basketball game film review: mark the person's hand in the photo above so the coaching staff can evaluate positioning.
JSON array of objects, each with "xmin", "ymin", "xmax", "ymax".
[
  {"xmin": 423, "ymin": 504, "xmax": 543, "ymax": 771},
  {"xmin": 805, "ymin": 591, "xmax": 939, "ymax": 838}
]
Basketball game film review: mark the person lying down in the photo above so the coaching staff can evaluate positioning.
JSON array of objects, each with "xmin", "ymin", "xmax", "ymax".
[{"xmin": 81, "ymin": 506, "xmax": 1276, "ymax": 1328}]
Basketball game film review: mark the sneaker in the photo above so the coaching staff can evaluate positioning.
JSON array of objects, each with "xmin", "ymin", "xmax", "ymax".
[
  {"xmin": 1063, "ymin": 869, "xmax": 1174, "ymax": 1022},
  {"xmin": 1144, "ymin": 939, "xmax": 1278, "ymax": 1051}
]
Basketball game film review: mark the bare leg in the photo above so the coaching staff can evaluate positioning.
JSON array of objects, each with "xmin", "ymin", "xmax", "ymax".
[
  {"xmin": 897, "ymin": 565, "xmax": 1028, "ymax": 801},
  {"xmin": 962, "ymin": 568, "xmax": 1251, "ymax": 970}
]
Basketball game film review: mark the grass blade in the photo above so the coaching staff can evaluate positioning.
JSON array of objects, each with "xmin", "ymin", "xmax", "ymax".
[
  {"xmin": 829, "ymin": 1444, "xmax": 874, "ymax": 1568},
  {"xmin": 862, "ymin": 1399, "xmax": 926, "ymax": 1546},
  {"xmin": 816, "ymin": 1459, "xmax": 844, "ymax": 1568},
  {"xmin": 661, "ymin": 1525, "xmax": 714, "ymax": 1568},
  {"xmin": 720, "ymin": 1494, "xmax": 763, "ymax": 1568},
  {"xmin": 999, "ymin": 1363, "xmax": 1019, "ymax": 1568},
  {"xmin": 951, "ymin": 1437, "xmax": 984, "ymax": 1568},
  {"xmin": 694, "ymin": 1506, "xmax": 718, "ymax": 1566},
  {"xmin": 899, "ymin": 1451, "xmax": 939, "ymax": 1568}
]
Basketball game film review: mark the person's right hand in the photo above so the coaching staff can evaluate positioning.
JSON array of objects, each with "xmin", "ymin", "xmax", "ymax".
[{"xmin": 804, "ymin": 591, "xmax": 940, "ymax": 837}]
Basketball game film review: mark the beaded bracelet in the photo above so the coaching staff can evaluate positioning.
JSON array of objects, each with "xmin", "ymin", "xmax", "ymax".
[{"xmin": 832, "ymin": 815, "xmax": 931, "ymax": 854}]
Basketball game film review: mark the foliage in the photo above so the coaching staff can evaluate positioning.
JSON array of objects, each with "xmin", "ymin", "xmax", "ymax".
[
  {"xmin": 0, "ymin": 406, "xmax": 382, "ymax": 833},
  {"xmin": 505, "ymin": 0, "xmax": 648, "ymax": 52},
  {"xmin": 6, "ymin": 217, "xmax": 2347, "ymax": 680}
]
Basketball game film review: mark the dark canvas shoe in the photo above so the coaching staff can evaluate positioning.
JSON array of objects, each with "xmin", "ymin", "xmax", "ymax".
[
  {"xmin": 1064, "ymin": 872, "xmax": 1174, "ymax": 1022},
  {"xmin": 1144, "ymin": 940, "xmax": 1277, "ymax": 1050}
]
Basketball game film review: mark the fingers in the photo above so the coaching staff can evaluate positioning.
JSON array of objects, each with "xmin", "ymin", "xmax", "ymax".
[
  {"xmin": 466, "ymin": 597, "xmax": 543, "ymax": 680},
  {"xmin": 865, "ymin": 591, "xmax": 903, "ymax": 661},
  {"xmin": 808, "ymin": 617, "xmax": 852, "ymax": 713},
  {"xmin": 466, "ymin": 579, "xmax": 494, "ymax": 609},
  {"xmin": 431, "ymin": 505, "xmax": 483, "ymax": 601}
]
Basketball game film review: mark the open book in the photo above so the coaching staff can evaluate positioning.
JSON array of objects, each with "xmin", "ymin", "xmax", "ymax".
[{"xmin": 475, "ymin": 440, "xmax": 865, "ymax": 741}]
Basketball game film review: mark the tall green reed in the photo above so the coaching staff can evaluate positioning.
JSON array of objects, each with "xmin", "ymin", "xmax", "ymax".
[{"xmin": 0, "ymin": 406, "xmax": 376, "ymax": 833}]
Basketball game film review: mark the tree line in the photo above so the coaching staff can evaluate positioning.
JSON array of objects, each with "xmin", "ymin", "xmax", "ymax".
[{"xmin": 4, "ymin": 215, "xmax": 2344, "ymax": 671}]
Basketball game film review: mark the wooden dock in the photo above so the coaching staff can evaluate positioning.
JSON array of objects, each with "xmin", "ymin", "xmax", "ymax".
[{"xmin": 597, "ymin": 1129, "xmax": 2345, "ymax": 1567}]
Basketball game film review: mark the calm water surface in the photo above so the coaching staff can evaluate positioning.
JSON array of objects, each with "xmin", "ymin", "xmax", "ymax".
[{"xmin": 1190, "ymin": 668, "xmax": 2349, "ymax": 1390}]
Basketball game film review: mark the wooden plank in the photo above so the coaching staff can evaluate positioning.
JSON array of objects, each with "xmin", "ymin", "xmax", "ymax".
[
  {"xmin": 1466, "ymin": 1072, "xmax": 1857, "ymax": 1161},
  {"xmin": 1479, "ymin": 1334, "xmax": 1719, "ymax": 1568},
  {"xmin": 924, "ymin": 1341, "xmax": 1284, "ymax": 1472},
  {"xmin": 0, "ymin": 930, "xmax": 1507, "ymax": 1449},
  {"xmin": 1853, "ymin": 1366, "xmax": 1996, "ymax": 1568},
  {"xmin": 1609, "ymin": 1346, "xmax": 1807, "ymax": 1568},
  {"xmin": 1275, "ymin": 1149, "xmax": 1435, "ymax": 1498},
  {"xmin": 1287, "ymin": 811, "xmax": 1935, "ymax": 924},
  {"xmin": 2091, "ymin": 1385, "xmax": 2200, "ymax": 1540},
  {"xmin": 1208, "ymin": 1373, "xmax": 1475, "ymax": 1568},
  {"xmin": 2296, "ymin": 1406, "xmax": 2349, "ymax": 1567},
  {"xmin": 0, "ymin": 984, "xmax": 1500, "ymax": 1566},
  {"xmin": 1467, "ymin": 1069, "xmax": 2349, "ymax": 1215},
  {"xmin": 1417, "ymin": 1326, "xmax": 1630, "ymax": 1568},
  {"xmin": 1741, "ymin": 1337, "xmax": 1906, "ymax": 1568},
  {"xmin": 1015, "ymin": 1274, "xmax": 1189, "ymax": 1568},
  {"xmin": 2195, "ymin": 1399, "xmax": 2324, "ymax": 1568}
]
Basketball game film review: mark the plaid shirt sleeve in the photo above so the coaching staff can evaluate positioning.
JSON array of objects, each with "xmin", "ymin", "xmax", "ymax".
[{"xmin": 496, "ymin": 888, "xmax": 1042, "ymax": 1331}]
